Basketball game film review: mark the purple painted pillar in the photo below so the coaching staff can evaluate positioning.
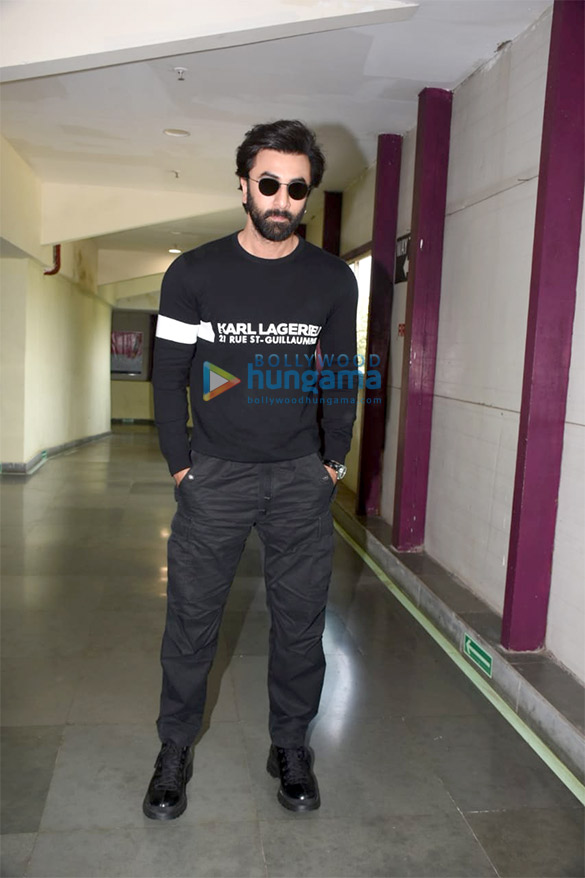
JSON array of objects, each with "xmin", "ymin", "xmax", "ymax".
[
  {"xmin": 322, "ymin": 191, "xmax": 343, "ymax": 255},
  {"xmin": 357, "ymin": 134, "xmax": 402, "ymax": 515},
  {"xmin": 502, "ymin": 0, "xmax": 585, "ymax": 651},
  {"xmin": 392, "ymin": 88, "xmax": 452, "ymax": 551}
]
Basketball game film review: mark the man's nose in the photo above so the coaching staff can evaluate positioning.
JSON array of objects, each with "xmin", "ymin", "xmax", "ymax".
[{"xmin": 273, "ymin": 184, "xmax": 290, "ymax": 210}]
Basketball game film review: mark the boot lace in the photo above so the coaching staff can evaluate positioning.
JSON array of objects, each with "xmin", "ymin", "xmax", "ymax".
[
  {"xmin": 280, "ymin": 747, "xmax": 311, "ymax": 785},
  {"xmin": 154, "ymin": 742, "xmax": 186, "ymax": 791}
]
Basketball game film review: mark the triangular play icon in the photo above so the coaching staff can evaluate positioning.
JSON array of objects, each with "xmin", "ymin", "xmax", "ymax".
[{"xmin": 203, "ymin": 361, "xmax": 241, "ymax": 401}]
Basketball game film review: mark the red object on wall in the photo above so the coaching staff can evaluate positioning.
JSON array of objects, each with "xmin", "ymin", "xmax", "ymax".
[{"xmin": 43, "ymin": 244, "xmax": 61, "ymax": 276}]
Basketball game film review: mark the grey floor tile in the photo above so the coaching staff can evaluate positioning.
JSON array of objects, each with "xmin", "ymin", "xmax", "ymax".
[
  {"xmin": 407, "ymin": 713, "xmax": 580, "ymax": 812},
  {"xmin": 466, "ymin": 807, "xmax": 585, "ymax": 878},
  {"xmin": 226, "ymin": 575, "xmax": 269, "ymax": 613},
  {"xmin": 394, "ymin": 552, "xmax": 446, "ymax": 577},
  {"xmin": 222, "ymin": 611, "xmax": 271, "ymax": 656},
  {"xmin": 220, "ymin": 609, "xmax": 358, "ymax": 660},
  {"xmin": 66, "ymin": 652, "xmax": 162, "ymax": 724},
  {"xmin": 343, "ymin": 584, "xmax": 425, "ymax": 652},
  {"xmin": 27, "ymin": 823, "xmax": 266, "ymax": 878},
  {"xmin": 321, "ymin": 609, "xmax": 361, "ymax": 656},
  {"xmin": 230, "ymin": 656, "xmax": 270, "ymax": 722},
  {"xmin": 85, "ymin": 608, "xmax": 166, "ymax": 654},
  {"xmin": 120, "ymin": 502, "xmax": 177, "ymax": 523},
  {"xmin": 2, "ymin": 428, "xmax": 581, "ymax": 878},
  {"xmin": 418, "ymin": 570, "xmax": 490, "ymax": 613},
  {"xmin": 234, "ymin": 548, "xmax": 264, "ymax": 577},
  {"xmin": 1, "ymin": 544, "xmax": 164, "ymax": 577},
  {"xmin": 129, "ymin": 481, "xmax": 174, "ymax": 495},
  {"xmin": 189, "ymin": 723, "xmax": 258, "ymax": 821},
  {"xmin": 24, "ymin": 507, "xmax": 125, "ymax": 533},
  {"xmin": 459, "ymin": 609, "xmax": 503, "ymax": 644},
  {"xmin": 511, "ymin": 660, "xmax": 585, "ymax": 734},
  {"xmin": 1, "ymin": 609, "xmax": 93, "ymax": 658},
  {"xmin": 1, "ymin": 728, "xmax": 63, "ymax": 834},
  {"xmin": 404, "ymin": 712, "xmax": 524, "ymax": 752},
  {"xmin": 1, "ymin": 656, "xmax": 82, "ymax": 726},
  {"xmin": 0, "ymin": 833, "xmax": 37, "ymax": 878},
  {"xmin": 39, "ymin": 725, "xmax": 160, "ymax": 831},
  {"xmin": 260, "ymin": 813, "xmax": 497, "ymax": 877},
  {"xmin": 242, "ymin": 718, "xmax": 457, "ymax": 821},
  {"xmin": 0, "ymin": 575, "xmax": 105, "ymax": 613},
  {"xmin": 98, "ymin": 575, "xmax": 171, "ymax": 611},
  {"xmin": 318, "ymin": 650, "xmax": 483, "ymax": 720}
]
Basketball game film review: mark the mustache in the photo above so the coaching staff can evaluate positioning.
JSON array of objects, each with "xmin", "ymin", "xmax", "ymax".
[{"xmin": 265, "ymin": 211, "xmax": 293, "ymax": 221}]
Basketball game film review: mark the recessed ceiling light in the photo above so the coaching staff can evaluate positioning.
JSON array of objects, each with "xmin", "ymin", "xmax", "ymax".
[
  {"xmin": 169, "ymin": 247, "xmax": 182, "ymax": 254},
  {"xmin": 163, "ymin": 128, "xmax": 190, "ymax": 137}
]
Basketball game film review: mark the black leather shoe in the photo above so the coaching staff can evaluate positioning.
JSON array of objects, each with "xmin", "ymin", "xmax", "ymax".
[
  {"xmin": 267, "ymin": 744, "xmax": 320, "ymax": 812},
  {"xmin": 143, "ymin": 741, "xmax": 194, "ymax": 820}
]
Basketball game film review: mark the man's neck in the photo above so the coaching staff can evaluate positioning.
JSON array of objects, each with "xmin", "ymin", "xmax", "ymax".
[{"xmin": 237, "ymin": 222, "xmax": 299, "ymax": 260}]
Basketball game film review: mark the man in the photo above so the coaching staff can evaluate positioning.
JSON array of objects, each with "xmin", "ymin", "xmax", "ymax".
[{"xmin": 144, "ymin": 119, "xmax": 358, "ymax": 820}]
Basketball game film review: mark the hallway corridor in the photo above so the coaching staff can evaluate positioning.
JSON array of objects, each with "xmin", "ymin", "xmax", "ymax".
[{"xmin": 1, "ymin": 428, "xmax": 583, "ymax": 878}]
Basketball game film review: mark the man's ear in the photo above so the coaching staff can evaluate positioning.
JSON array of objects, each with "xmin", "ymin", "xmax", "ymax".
[{"xmin": 239, "ymin": 177, "xmax": 248, "ymax": 205}]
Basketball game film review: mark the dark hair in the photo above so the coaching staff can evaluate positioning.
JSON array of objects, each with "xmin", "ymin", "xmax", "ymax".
[{"xmin": 236, "ymin": 120, "xmax": 326, "ymax": 188}]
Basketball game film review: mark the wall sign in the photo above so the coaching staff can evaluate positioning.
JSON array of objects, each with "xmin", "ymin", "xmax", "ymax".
[
  {"xmin": 395, "ymin": 233, "xmax": 411, "ymax": 284},
  {"xmin": 111, "ymin": 330, "xmax": 143, "ymax": 375}
]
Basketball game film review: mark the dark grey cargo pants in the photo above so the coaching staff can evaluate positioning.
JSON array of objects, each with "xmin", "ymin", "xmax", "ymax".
[{"xmin": 156, "ymin": 451, "xmax": 336, "ymax": 748}]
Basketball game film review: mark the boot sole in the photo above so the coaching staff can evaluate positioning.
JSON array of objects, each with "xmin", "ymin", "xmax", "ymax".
[
  {"xmin": 142, "ymin": 761, "xmax": 193, "ymax": 821},
  {"xmin": 266, "ymin": 750, "xmax": 321, "ymax": 812}
]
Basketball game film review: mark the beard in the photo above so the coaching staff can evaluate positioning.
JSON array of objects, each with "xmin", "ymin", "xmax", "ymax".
[{"xmin": 245, "ymin": 191, "xmax": 305, "ymax": 242}]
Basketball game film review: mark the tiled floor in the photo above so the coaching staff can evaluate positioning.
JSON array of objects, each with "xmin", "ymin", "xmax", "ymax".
[{"xmin": 1, "ymin": 427, "xmax": 583, "ymax": 878}]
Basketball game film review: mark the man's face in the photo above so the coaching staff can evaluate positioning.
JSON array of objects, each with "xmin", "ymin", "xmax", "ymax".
[{"xmin": 241, "ymin": 149, "xmax": 311, "ymax": 242}]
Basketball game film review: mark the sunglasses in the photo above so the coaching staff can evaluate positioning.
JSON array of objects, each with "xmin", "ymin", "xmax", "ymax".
[{"xmin": 248, "ymin": 176, "xmax": 311, "ymax": 201}]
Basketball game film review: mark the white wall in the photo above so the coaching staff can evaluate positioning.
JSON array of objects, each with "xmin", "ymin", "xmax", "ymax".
[
  {"xmin": 339, "ymin": 164, "xmax": 376, "ymax": 257},
  {"xmin": 345, "ymin": 8, "xmax": 585, "ymax": 681},
  {"xmin": 420, "ymin": 10, "xmax": 549, "ymax": 601},
  {"xmin": 111, "ymin": 381, "xmax": 154, "ymax": 421},
  {"xmin": 0, "ymin": 259, "xmax": 28, "ymax": 462},
  {"xmin": 98, "ymin": 249, "xmax": 172, "ymax": 286},
  {"xmin": 23, "ymin": 258, "xmax": 111, "ymax": 460},
  {"xmin": 0, "ymin": 140, "xmax": 112, "ymax": 466},
  {"xmin": 547, "ymin": 206, "xmax": 585, "ymax": 681},
  {"xmin": 0, "ymin": 135, "xmax": 45, "ymax": 262}
]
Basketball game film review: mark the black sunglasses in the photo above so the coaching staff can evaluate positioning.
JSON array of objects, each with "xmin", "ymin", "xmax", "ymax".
[{"xmin": 248, "ymin": 176, "xmax": 311, "ymax": 201}]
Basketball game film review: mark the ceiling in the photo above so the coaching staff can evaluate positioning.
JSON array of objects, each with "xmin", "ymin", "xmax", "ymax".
[{"xmin": 1, "ymin": 0, "xmax": 552, "ymax": 255}]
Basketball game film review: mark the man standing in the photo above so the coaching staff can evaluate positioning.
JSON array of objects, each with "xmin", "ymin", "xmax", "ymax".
[{"xmin": 144, "ymin": 120, "xmax": 358, "ymax": 820}]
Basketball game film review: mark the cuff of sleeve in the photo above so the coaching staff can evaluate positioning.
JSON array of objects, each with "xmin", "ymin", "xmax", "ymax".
[
  {"xmin": 322, "ymin": 443, "xmax": 348, "ymax": 465},
  {"xmin": 166, "ymin": 451, "xmax": 192, "ymax": 477}
]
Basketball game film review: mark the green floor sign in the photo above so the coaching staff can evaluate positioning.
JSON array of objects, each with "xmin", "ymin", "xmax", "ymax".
[{"xmin": 463, "ymin": 634, "xmax": 493, "ymax": 678}]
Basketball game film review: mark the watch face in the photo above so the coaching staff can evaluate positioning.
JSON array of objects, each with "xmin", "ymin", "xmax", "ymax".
[{"xmin": 323, "ymin": 459, "xmax": 347, "ymax": 480}]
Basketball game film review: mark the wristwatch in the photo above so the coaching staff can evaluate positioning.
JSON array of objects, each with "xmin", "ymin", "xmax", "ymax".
[{"xmin": 322, "ymin": 459, "xmax": 347, "ymax": 480}]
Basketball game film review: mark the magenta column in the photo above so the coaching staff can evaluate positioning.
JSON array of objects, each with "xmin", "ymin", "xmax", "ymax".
[
  {"xmin": 392, "ymin": 88, "xmax": 452, "ymax": 550},
  {"xmin": 502, "ymin": 0, "xmax": 584, "ymax": 650},
  {"xmin": 322, "ymin": 192, "xmax": 343, "ymax": 255},
  {"xmin": 357, "ymin": 134, "xmax": 402, "ymax": 515}
]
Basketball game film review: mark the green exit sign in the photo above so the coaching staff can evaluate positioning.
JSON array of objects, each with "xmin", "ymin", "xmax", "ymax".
[{"xmin": 463, "ymin": 634, "xmax": 493, "ymax": 678}]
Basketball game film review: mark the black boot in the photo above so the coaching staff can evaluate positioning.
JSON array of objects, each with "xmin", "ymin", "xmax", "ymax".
[
  {"xmin": 143, "ymin": 741, "xmax": 194, "ymax": 820},
  {"xmin": 267, "ymin": 745, "xmax": 320, "ymax": 812}
]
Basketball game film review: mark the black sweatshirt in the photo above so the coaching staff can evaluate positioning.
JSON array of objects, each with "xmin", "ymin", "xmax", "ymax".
[{"xmin": 152, "ymin": 232, "xmax": 358, "ymax": 475}]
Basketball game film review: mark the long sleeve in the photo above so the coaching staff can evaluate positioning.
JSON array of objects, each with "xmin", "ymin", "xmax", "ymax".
[
  {"xmin": 318, "ymin": 266, "xmax": 359, "ymax": 463},
  {"xmin": 152, "ymin": 255, "xmax": 199, "ymax": 475}
]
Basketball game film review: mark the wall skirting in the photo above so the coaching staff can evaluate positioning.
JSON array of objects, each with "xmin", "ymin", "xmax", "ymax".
[{"xmin": 0, "ymin": 430, "xmax": 112, "ymax": 475}]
